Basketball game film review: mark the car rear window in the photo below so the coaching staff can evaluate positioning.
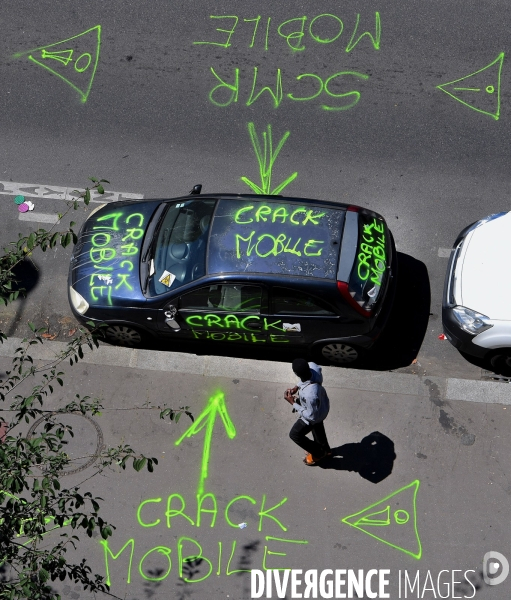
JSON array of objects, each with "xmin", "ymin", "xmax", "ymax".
[
  {"xmin": 208, "ymin": 199, "xmax": 344, "ymax": 279},
  {"xmin": 349, "ymin": 212, "xmax": 389, "ymax": 309}
]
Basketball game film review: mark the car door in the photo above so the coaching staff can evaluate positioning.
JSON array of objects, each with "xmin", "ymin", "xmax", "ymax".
[
  {"xmin": 268, "ymin": 286, "xmax": 343, "ymax": 345},
  {"xmin": 158, "ymin": 283, "xmax": 269, "ymax": 345}
]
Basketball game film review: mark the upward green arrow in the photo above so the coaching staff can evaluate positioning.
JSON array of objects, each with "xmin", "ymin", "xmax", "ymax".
[{"xmin": 175, "ymin": 392, "xmax": 236, "ymax": 496}]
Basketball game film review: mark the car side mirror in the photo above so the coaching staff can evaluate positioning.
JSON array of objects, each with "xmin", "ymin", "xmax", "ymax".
[
  {"xmin": 164, "ymin": 305, "xmax": 180, "ymax": 330},
  {"xmin": 165, "ymin": 305, "xmax": 178, "ymax": 319}
]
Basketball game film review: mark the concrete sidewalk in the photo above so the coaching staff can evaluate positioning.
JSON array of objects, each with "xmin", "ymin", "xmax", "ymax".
[{"xmin": 0, "ymin": 336, "xmax": 509, "ymax": 406}]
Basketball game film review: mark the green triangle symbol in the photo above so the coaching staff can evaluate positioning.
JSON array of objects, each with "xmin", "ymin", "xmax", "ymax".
[
  {"xmin": 13, "ymin": 26, "xmax": 101, "ymax": 103},
  {"xmin": 436, "ymin": 53, "xmax": 504, "ymax": 120},
  {"xmin": 341, "ymin": 480, "xmax": 422, "ymax": 559},
  {"xmin": 356, "ymin": 505, "xmax": 390, "ymax": 526}
]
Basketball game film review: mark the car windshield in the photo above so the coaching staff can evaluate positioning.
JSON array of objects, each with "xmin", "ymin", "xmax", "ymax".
[{"xmin": 147, "ymin": 199, "xmax": 216, "ymax": 296}]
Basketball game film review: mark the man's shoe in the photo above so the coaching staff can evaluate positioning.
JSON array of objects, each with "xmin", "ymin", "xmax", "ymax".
[{"xmin": 303, "ymin": 452, "xmax": 327, "ymax": 466}]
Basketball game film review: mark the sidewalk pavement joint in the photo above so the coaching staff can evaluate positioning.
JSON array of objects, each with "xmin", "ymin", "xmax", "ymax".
[{"xmin": 0, "ymin": 337, "xmax": 509, "ymax": 406}]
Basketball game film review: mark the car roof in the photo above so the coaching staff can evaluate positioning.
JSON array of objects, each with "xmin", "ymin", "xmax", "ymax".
[{"xmin": 205, "ymin": 196, "xmax": 347, "ymax": 280}]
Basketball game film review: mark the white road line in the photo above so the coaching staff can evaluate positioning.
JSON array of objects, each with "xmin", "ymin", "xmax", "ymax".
[
  {"xmin": 438, "ymin": 247, "xmax": 452, "ymax": 258},
  {"xmin": 18, "ymin": 212, "xmax": 60, "ymax": 224},
  {"xmin": 0, "ymin": 180, "xmax": 144, "ymax": 203}
]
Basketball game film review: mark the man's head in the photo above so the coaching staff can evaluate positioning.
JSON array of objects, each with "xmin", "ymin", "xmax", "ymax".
[{"xmin": 292, "ymin": 358, "xmax": 312, "ymax": 382}]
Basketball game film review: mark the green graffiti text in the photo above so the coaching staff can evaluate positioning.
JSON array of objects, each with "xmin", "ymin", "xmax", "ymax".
[
  {"xmin": 194, "ymin": 12, "xmax": 381, "ymax": 53},
  {"xmin": 356, "ymin": 218, "xmax": 386, "ymax": 286},
  {"xmin": 87, "ymin": 211, "xmax": 145, "ymax": 304},
  {"xmin": 236, "ymin": 231, "xmax": 324, "ymax": 259},
  {"xmin": 185, "ymin": 314, "xmax": 285, "ymax": 332}
]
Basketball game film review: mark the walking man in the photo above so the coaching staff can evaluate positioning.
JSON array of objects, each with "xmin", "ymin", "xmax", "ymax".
[{"xmin": 285, "ymin": 358, "xmax": 331, "ymax": 466}]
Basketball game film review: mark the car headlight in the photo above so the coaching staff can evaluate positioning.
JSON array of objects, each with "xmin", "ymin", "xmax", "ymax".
[
  {"xmin": 69, "ymin": 286, "xmax": 89, "ymax": 315},
  {"xmin": 452, "ymin": 306, "xmax": 493, "ymax": 335}
]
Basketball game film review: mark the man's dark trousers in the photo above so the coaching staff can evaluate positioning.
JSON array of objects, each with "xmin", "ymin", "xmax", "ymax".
[{"xmin": 289, "ymin": 418, "xmax": 330, "ymax": 456}]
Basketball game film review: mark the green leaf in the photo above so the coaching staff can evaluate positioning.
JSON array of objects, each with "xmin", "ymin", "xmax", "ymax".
[
  {"xmin": 49, "ymin": 232, "xmax": 59, "ymax": 248},
  {"xmin": 89, "ymin": 177, "xmax": 98, "ymax": 183},
  {"xmin": 26, "ymin": 232, "xmax": 36, "ymax": 251},
  {"xmin": 100, "ymin": 179, "xmax": 110, "ymax": 183},
  {"xmin": 84, "ymin": 189, "xmax": 91, "ymax": 205},
  {"xmin": 133, "ymin": 457, "xmax": 146, "ymax": 472},
  {"xmin": 97, "ymin": 185, "xmax": 105, "ymax": 194}
]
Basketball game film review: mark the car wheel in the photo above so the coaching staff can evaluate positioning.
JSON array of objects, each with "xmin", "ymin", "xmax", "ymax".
[
  {"xmin": 104, "ymin": 325, "xmax": 144, "ymax": 347},
  {"xmin": 316, "ymin": 342, "xmax": 363, "ymax": 365},
  {"xmin": 489, "ymin": 349, "xmax": 511, "ymax": 376}
]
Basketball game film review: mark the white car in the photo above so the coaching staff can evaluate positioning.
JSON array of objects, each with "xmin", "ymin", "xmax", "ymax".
[{"xmin": 442, "ymin": 211, "xmax": 511, "ymax": 374}]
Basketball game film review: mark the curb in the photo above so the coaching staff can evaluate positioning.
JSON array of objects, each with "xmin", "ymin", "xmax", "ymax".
[{"xmin": 0, "ymin": 337, "xmax": 509, "ymax": 406}]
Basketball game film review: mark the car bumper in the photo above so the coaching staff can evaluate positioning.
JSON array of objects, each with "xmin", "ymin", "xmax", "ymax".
[{"xmin": 441, "ymin": 244, "xmax": 488, "ymax": 359}]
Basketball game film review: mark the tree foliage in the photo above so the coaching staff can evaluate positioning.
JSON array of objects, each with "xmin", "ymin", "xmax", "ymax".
[{"xmin": 0, "ymin": 180, "xmax": 192, "ymax": 599}]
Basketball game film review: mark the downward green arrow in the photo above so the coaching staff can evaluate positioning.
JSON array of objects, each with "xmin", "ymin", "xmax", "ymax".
[{"xmin": 175, "ymin": 392, "xmax": 236, "ymax": 496}]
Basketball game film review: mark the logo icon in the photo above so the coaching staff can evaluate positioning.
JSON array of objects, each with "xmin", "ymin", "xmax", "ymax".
[{"xmin": 483, "ymin": 551, "xmax": 509, "ymax": 586}]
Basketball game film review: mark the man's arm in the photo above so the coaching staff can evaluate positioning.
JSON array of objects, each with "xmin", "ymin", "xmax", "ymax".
[{"xmin": 284, "ymin": 386, "xmax": 299, "ymax": 404}]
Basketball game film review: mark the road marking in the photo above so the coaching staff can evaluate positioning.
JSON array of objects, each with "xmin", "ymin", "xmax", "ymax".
[
  {"xmin": 18, "ymin": 212, "xmax": 60, "ymax": 224},
  {"xmin": 342, "ymin": 480, "xmax": 422, "ymax": 559},
  {"xmin": 0, "ymin": 180, "xmax": 143, "ymax": 203},
  {"xmin": 438, "ymin": 247, "xmax": 452, "ymax": 258}
]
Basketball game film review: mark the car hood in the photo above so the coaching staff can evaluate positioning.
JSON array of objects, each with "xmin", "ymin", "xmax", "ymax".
[
  {"xmin": 70, "ymin": 202, "xmax": 159, "ymax": 307},
  {"xmin": 458, "ymin": 211, "xmax": 511, "ymax": 320}
]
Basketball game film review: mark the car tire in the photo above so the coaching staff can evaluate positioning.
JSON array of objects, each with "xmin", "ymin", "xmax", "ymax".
[
  {"xmin": 314, "ymin": 342, "xmax": 364, "ymax": 365},
  {"xmin": 489, "ymin": 349, "xmax": 511, "ymax": 376},
  {"xmin": 104, "ymin": 325, "xmax": 144, "ymax": 347}
]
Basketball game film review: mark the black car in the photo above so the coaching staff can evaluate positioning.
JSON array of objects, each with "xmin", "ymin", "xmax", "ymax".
[{"xmin": 68, "ymin": 189, "xmax": 396, "ymax": 364}]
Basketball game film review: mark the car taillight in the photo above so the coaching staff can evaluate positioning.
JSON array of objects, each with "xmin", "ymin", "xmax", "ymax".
[
  {"xmin": 337, "ymin": 281, "xmax": 372, "ymax": 317},
  {"xmin": 347, "ymin": 205, "xmax": 360, "ymax": 212}
]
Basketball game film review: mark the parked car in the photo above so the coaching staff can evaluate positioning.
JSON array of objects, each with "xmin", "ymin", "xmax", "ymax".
[
  {"xmin": 442, "ymin": 211, "xmax": 511, "ymax": 374},
  {"xmin": 68, "ymin": 188, "xmax": 396, "ymax": 364}
]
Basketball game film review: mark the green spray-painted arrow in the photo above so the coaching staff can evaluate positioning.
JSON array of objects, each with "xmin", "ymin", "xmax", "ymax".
[
  {"xmin": 174, "ymin": 392, "xmax": 236, "ymax": 496},
  {"xmin": 241, "ymin": 122, "xmax": 298, "ymax": 195}
]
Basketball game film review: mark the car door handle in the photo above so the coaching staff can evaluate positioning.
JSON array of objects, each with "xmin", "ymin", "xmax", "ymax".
[{"xmin": 244, "ymin": 321, "xmax": 262, "ymax": 329}]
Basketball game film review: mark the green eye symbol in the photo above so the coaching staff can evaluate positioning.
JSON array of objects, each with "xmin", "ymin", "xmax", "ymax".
[
  {"xmin": 13, "ymin": 25, "xmax": 102, "ymax": 103},
  {"xmin": 436, "ymin": 52, "xmax": 504, "ymax": 121}
]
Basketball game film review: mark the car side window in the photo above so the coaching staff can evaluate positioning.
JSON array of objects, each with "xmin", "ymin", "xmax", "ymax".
[
  {"xmin": 179, "ymin": 285, "xmax": 262, "ymax": 313},
  {"xmin": 271, "ymin": 287, "xmax": 336, "ymax": 315}
]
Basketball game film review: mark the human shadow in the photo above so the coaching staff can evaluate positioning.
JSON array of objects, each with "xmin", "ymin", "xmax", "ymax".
[
  {"xmin": 319, "ymin": 431, "xmax": 396, "ymax": 483},
  {"xmin": 2, "ymin": 258, "xmax": 40, "ymax": 337}
]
